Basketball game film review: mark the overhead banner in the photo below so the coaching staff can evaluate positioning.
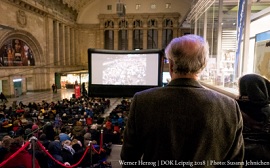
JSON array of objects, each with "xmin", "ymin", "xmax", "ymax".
[{"xmin": 234, "ymin": 0, "xmax": 246, "ymax": 79}]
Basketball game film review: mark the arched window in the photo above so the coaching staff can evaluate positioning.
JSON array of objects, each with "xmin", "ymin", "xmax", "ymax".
[
  {"xmin": 162, "ymin": 19, "xmax": 173, "ymax": 49},
  {"xmin": 118, "ymin": 19, "xmax": 128, "ymax": 50},
  {"xmin": 133, "ymin": 19, "xmax": 143, "ymax": 50},
  {"xmin": 104, "ymin": 20, "xmax": 114, "ymax": 50},
  {"xmin": 147, "ymin": 19, "xmax": 158, "ymax": 49}
]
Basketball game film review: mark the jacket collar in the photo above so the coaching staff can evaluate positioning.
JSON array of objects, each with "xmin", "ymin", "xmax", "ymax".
[{"xmin": 167, "ymin": 78, "xmax": 203, "ymax": 88}]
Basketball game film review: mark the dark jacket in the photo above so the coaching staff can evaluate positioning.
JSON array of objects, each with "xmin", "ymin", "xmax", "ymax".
[
  {"xmin": 47, "ymin": 140, "xmax": 63, "ymax": 168},
  {"xmin": 237, "ymin": 99, "xmax": 270, "ymax": 161},
  {"xmin": 121, "ymin": 78, "xmax": 244, "ymax": 166}
]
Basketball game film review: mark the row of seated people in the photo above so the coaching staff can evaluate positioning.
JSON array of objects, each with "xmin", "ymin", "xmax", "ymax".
[
  {"xmin": 0, "ymin": 96, "xmax": 109, "ymax": 135},
  {"xmin": 0, "ymin": 130, "xmax": 112, "ymax": 168},
  {"xmin": 103, "ymin": 99, "xmax": 131, "ymax": 144},
  {"xmin": 0, "ymin": 96, "xmax": 119, "ymax": 168}
]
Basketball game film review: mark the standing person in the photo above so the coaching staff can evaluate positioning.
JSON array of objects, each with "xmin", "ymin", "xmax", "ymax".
[
  {"xmin": 121, "ymin": 35, "xmax": 244, "ymax": 165},
  {"xmin": 55, "ymin": 84, "xmax": 57, "ymax": 93},
  {"xmin": 52, "ymin": 84, "xmax": 57, "ymax": 93},
  {"xmin": 236, "ymin": 73, "xmax": 270, "ymax": 161},
  {"xmin": 81, "ymin": 82, "xmax": 87, "ymax": 96},
  {"xmin": 0, "ymin": 92, "xmax": 8, "ymax": 102}
]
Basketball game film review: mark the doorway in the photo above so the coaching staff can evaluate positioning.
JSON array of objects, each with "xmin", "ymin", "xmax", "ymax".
[{"xmin": 13, "ymin": 79, "xmax": 22, "ymax": 97}]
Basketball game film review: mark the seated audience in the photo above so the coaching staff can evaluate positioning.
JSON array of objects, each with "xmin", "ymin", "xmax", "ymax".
[{"xmin": 0, "ymin": 94, "xmax": 114, "ymax": 167}]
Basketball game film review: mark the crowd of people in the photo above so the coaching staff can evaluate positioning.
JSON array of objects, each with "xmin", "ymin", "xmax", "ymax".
[{"xmin": 0, "ymin": 95, "xmax": 131, "ymax": 168}]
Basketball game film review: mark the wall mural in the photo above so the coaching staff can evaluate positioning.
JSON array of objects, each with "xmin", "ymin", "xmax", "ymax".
[{"xmin": 0, "ymin": 39, "xmax": 35, "ymax": 66}]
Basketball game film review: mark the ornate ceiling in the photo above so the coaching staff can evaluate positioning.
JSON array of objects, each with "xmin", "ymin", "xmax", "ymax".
[{"xmin": 62, "ymin": 0, "xmax": 95, "ymax": 11}]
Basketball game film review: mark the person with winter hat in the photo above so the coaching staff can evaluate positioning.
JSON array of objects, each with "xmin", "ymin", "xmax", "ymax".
[
  {"xmin": 72, "ymin": 121, "xmax": 85, "ymax": 143},
  {"xmin": 237, "ymin": 73, "xmax": 270, "ymax": 127},
  {"xmin": 32, "ymin": 123, "xmax": 39, "ymax": 138},
  {"xmin": 237, "ymin": 73, "xmax": 270, "ymax": 161}
]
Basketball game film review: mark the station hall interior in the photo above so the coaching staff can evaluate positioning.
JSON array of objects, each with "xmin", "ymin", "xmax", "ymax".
[
  {"xmin": 1, "ymin": 0, "xmax": 270, "ymax": 167},
  {"xmin": 0, "ymin": 0, "xmax": 270, "ymax": 98}
]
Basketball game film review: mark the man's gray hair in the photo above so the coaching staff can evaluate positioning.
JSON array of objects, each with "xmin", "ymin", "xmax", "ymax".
[{"xmin": 165, "ymin": 34, "xmax": 209, "ymax": 75}]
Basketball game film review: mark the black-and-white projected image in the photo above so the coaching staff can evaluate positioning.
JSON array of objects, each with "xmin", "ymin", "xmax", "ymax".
[{"xmin": 91, "ymin": 53, "xmax": 159, "ymax": 86}]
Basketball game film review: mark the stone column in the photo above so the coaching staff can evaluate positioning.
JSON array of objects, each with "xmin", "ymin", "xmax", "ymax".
[
  {"xmin": 75, "ymin": 29, "xmax": 80, "ymax": 65},
  {"xmin": 53, "ymin": 20, "xmax": 60, "ymax": 66},
  {"xmin": 8, "ymin": 77, "xmax": 14, "ymax": 98},
  {"xmin": 70, "ymin": 28, "xmax": 75, "ymax": 65},
  {"xmin": 157, "ymin": 17, "xmax": 163, "ymax": 49},
  {"xmin": 46, "ymin": 17, "xmax": 54, "ymax": 66},
  {"xmin": 59, "ymin": 23, "xmax": 65, "ymax": 65},
  {"xmin": 173, "ymin": 18, "xmax": 179, "ymax": 38},
  {"xmin": 65, "ymin": 26, "xmax": 70, "ymax": 65},
  {"xmin": 99, "ymin": 18, "xmax": 105, "ymax": 49},
  {"xmin": 2, "ymin": 79, "xmax": 10, "ymax": 97},
  {"xmin": 127, "ymin": 17, "xmax": 133, "ymax": 50},
  {"xmin": 142, "ymin": 17, "xmax": 148, "ymax": 49},
  {"xmin": 114, "ymin": 18, "xmax": 119, "ymax": 50}
]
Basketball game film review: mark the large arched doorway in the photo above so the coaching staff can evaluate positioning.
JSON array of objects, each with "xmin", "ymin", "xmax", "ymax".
[{"xmin": 0, "ymin": 29, "xmax": 43, "ymax": 96}]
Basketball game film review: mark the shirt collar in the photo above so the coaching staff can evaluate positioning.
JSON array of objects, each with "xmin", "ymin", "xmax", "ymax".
[{"xmin": 167, "ymin": 78, "xmax": 203, "ymax": 88}]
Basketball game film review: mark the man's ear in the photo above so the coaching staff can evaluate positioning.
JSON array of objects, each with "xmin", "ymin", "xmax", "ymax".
[{"xmin": 169, "ymin": 59, "xmax": 174, "ymax": 73}]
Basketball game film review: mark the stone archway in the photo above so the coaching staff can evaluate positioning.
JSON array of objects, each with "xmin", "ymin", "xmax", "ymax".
[{"xmin": 0, "ymin": 29, "xmax": 43, "ymax": 66}]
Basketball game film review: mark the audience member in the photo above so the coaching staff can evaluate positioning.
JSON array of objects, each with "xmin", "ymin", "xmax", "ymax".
[
  {"xmin": 71, "ymin": 139, "xmax": 84, "ymax": 165},
  {"xmin": 0, "ymin": 135, "xmax": 12, "ymax": 162},
  {"xmin": 39, "ymin": 133, "xmax": 50, "ymax": 150},
  {"xmin": 43, "ymin": 122, "xmax": 55, "ymax": 141},
  {"xmin": 86, "ymin": 115, "xmax": 93, "ymax": 126},
  {"xmin": 72, "ymin": 121, "xmax": 85, "ymax": 143},
  {"xmin": 2, "ymin": 136, "xmax": 40, "ymax": 168},
  {"xmin": 83, "ymin": 132, "xmax": 92, "ymax": 148},
  {"xmin": 237, "ymin": 73, "xmax": 270, "ymax": 161},
  {"xmin": 121, "ymin": 34, "xmax": 244, "ymax": 164},
  {"xmin": 59, "ymin": 127, "xmax": 71, "ymax": 143},
  {"xmin": 28, "ymin": 138, "xmax": 48, "ymax": 168},
  {"xmin": 47, "ymin": 136, "xmax": 63, "ymax": 168},
  {"xmin": 61, "ymin": 140, "xmax": 75, "ymax": 165},
  {"xmin": 12, "ymin": 119, "xmax": 23, "ymax": 137},
  {"xmin": 31, "ymin": 123, "xmax": 39, "ymax": 138}
]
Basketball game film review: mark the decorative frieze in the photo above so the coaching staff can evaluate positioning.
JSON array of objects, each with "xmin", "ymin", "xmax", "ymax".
[
  {"xmin": 16, "ymin": 10, "xmax": 27, "ymax": 28},
  {"xmin": 4, "ymin": 0, "xmax": 78, "ymax": 22}
]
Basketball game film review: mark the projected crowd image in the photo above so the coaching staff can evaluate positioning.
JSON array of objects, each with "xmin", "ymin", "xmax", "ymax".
[{"xmin": 102, "ymin": 55, "xmax": 146, "ymax": 85}]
